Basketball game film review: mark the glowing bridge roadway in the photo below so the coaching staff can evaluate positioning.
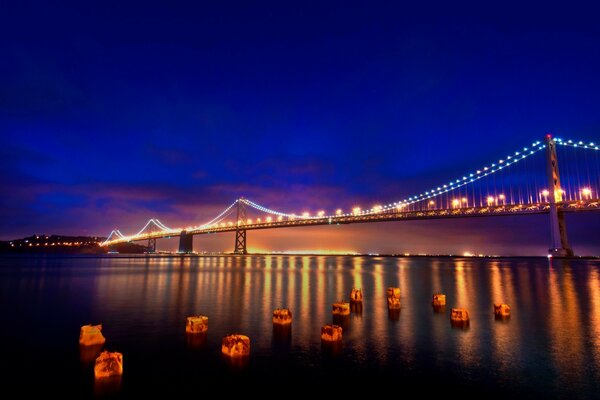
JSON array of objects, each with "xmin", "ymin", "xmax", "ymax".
[{"xmin": 105, "ymin": 199, "xmax": 599, "ymax": 239}]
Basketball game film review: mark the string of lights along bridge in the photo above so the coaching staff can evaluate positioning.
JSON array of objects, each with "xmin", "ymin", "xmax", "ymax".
[{"xmin": 102, "ymin": 135, "xmax": 600, "ymax": 256}]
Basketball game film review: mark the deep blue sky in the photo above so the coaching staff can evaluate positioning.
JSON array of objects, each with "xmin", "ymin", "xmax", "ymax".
[{"xmin": 2, "ymin": 1, "xmax": 600, "ymax": 254}]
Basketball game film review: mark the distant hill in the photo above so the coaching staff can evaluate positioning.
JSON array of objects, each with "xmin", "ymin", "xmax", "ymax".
[{"xmin": 0, "ymin": 234, "xmax": 147, "ymax": 254}]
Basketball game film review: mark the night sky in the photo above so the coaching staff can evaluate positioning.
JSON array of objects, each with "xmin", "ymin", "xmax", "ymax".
[{"xmin": 2, "ymin": 2, "xmax": 600, "ymax": 255}]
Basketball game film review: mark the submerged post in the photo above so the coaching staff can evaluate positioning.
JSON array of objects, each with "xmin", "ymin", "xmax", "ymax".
[
  {"xmin": 545, "ymin": 134, "xmax": 574, "ymax": 256},
  {"xmin": 234, "ymin": 198, "xmax": 247, "ymax": 254},
  {"xmin": 178, "ymin": 231, "xmax": 193, "ymax": 253}
]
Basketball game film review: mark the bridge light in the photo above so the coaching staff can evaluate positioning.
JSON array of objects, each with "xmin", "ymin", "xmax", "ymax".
[
  {"xmin": 247, "ymin": 219, "xmax": 253, "ymax": 224},
  {"xmin": 373, "ymin": 205, "xmax": 383, "ymax": 213},
  {"xmin": 452, "ymin": 199, "xmax": 459, "ymax": 208},
  {"xmin": 461, "ymin": 197, "xmax": 467, "ymax": 203},
  {"xmin": 227, "ymin": 222, "xmax": 233, "ymax": 226},
  {"xmin": 257, "ymin": 218, "xmax": 261, "ymax": 223},
  {"xmin": 541, "ymin": 190, "xmax": 550, "ymax": 198},
  {"xmin": 266, "ymin": 217, "xmax": 272, "ymax": 223},
  {"xmin": 317, "ymin": 210, "xmax": 325, "ymax": 217},
  {"xmin": 352, "ymin": 207, "xmax": 361, "ymax": 215},
  {"xmin": 487, "ymin": 196, "xmax": 495, "ymax": 205},
  {"xmin": 335, "ymin": 209, "xmax": 342, "ymax": 215},
  {"xmin": 277, "ymin": 216, "xmax": 283, "ymax": 221},
  {"xmin": 302, "ymin": 212, "xmax": 310, "ymax": 218}
]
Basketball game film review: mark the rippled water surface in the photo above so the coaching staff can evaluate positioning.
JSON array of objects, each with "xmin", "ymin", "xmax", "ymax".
[{"xmin": 1, "ymin": 255, "xmax": 599, "ymax": 398}]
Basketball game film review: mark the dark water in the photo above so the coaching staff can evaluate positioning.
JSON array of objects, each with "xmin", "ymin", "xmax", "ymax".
[{"xmin": 1, "ymin": 255, "xmax": 599, "ymax": 398}]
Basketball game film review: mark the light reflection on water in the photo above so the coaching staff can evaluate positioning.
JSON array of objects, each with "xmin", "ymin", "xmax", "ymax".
[{"xmin": 0, "ymin": 255, "xmax": 599, "ymax": 397}]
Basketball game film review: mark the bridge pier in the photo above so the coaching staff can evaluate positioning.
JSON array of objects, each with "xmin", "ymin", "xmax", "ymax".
[
  {"xmin": 545, "ymin": 135, "xmax": 574, "ymax": 257},
  {"xmin": 178, "ymin": 231, "xmax": 194, "ymax": 253},
  {"xmin": 147, "ymin": 238, "xmax": 157, "ymax": 253},
  {"xmin": 235, "ymin": 229, "xmax": 247, "ymax": 254}
]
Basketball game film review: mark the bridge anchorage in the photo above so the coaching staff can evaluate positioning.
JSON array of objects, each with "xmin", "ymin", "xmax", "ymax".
[
  {"xmin": 101, "ymin": 135, "xmax": 600, "ymax": 256},
  {"xmin": 147, "ymin": 238, "xmax": 157, "ymax": 253},
  {"xmin": 178, "ymin": 231, "xmax": 193, "ymax": 254}
]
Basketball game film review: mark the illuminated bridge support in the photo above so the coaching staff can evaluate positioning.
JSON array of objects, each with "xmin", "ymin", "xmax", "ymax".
[
  {"xmin": 234, "ymin": 198, "xmax": 247, "ymax": 254},
  {"xmin": 545, "ymin": 135, "xmax": 574, "ymax": 257},
  {"xmin": 178, "ymin": 231, "xmax": 193, "ymax": 253},
  {"xmin": 147, "ymin": 238, "xmax": 156, "ymax": 253}
]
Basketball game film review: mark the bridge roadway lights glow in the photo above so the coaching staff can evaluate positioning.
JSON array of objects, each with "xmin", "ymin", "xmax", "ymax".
[{"xmin": 178, "ymin": 231, "xmax": 193, "ymax": 253}]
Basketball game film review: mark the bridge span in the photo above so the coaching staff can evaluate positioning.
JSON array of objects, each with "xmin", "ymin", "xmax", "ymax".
[{"xmin": 102, "ymin": 135, "xmax": 600, "ymax": 256}]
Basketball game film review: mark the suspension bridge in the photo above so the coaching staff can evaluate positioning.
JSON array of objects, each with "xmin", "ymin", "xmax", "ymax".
[{"xmin": 101, "ymin": 135, "xmax": 600, "ymax": 256}]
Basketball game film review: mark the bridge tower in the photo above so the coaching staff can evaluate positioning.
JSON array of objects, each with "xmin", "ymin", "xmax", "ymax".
[
  {"xmin": 234, "ymin": 198, "xmax": 247, "ymax": 254},
  {"xmin": 147, "ymin": 238, "xmax": 157, "ymax": 253},
  {"xmin": 545, "ymin": 135, "xmax": 574, "ymax": 257}
]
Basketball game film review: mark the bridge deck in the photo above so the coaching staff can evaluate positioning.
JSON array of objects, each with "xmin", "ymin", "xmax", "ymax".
[{"xmin": 103, "ymin": 199, "xmax": 600, "ymax": 245}]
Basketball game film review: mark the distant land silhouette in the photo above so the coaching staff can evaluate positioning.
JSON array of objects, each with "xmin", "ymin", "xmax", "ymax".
[{"xmin": 0, "ymin": 234, "xmax": 147, "ymax": 254}]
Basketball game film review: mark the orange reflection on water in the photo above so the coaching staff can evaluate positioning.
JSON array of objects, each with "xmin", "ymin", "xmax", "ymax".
[
  {"xmin": 396, "ymin": 259, "xmax": 416, "ymax": 363},
  {"xmin": 86, "ymin": 254, "xmax": 600, "ymax": 397},
  {"xmin": 588, "ymin": 269, "xmax": 600, "ymax": 368},
  {"xmin": 352, "ymin": 256, "xmax": 363, "ymax": 296},
  {"xmin": 301, "ymin": 256, "xmax": 310, "ymax": 316},
  {"xmin": 370, "ymin": 258, "xmax": 388, "ymax": 363},
  {"xmin": 429, "ymin": 260, "xmax": 446, "ymax": 356},
  {"xmin": 452, "ymin": 261, "xmax": 478, "ymax": 366},
  {"xmin": 488, "ymin": 261, "xmax": 521, "ymax": 375},
  {"xmin": 315, "ymin": 256, "xmax": 326, "ymax": 323},
  {"xmin": 547, "ymin": 261, "xmax": 585, "ymax": 388}
]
